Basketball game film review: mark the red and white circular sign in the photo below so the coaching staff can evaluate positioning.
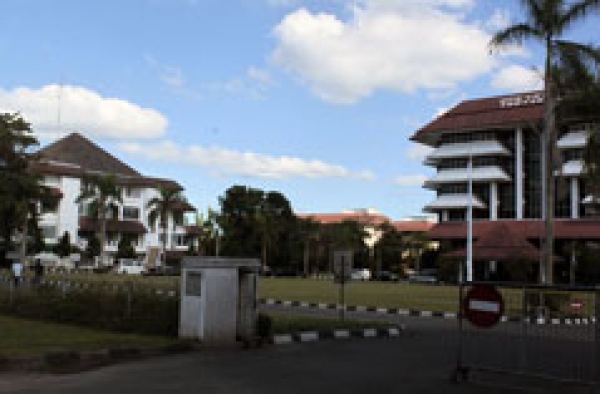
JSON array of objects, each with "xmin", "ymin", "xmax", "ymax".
[{"xmin": 463, "ymin": 285, "xmax": 504, "ymax": 329}]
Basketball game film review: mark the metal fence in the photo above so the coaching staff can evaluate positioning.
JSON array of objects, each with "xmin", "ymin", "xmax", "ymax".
[{"xmin": 453, "ymin": 281, "xmax": 599, "ymax": 389}]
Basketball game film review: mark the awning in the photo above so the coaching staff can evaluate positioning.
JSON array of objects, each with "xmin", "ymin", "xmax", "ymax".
[
  {"xmin": 425, "ymin": 140, "xmax": 510, "ymax": 164},
  {"xmin": 557, "ymin": 131, "xmax": 588, "ymax": 150},
  {"xmin": 424, "ymin": 166, "xmax": 511, "ymax": 188},
  {"xmin": 424, "ymin": 194, "xmax": 486, "ymax": 212}
]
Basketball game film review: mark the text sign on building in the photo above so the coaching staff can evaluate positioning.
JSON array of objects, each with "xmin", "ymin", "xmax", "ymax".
[
  {"xmin": 333, "ymin": 250, "xmax": 353, "ymax": 284},
  {"xmin": 499, "ymin": 93, "xmax": 544, "ymax": 108},
  {"xmin": 186, "ymin": 272, "xmax": 202, "ymax": 297},
  {"xmin": 463, "ymin": 285, "xmax": 504, "ymax": 329}
]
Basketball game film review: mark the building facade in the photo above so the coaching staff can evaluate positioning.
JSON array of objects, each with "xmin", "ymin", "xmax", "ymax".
[
  {"xmin": 31, "ymin": 133, "xmax": 196, "ymax": 264},
  {"xmin": 412, "ymin": 91, "xmax": 600, "ymax": 281}
]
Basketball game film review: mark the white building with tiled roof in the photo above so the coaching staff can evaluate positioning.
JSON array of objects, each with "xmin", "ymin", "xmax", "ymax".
[{"xmin": 31, "ymin": 133, "xmax": 196, "ymax": 265}]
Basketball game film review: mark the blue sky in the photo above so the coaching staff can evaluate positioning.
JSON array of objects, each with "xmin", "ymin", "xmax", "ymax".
[{"xmin": 0, "ymin": 0, "xmax": 597, "ymax": 219}]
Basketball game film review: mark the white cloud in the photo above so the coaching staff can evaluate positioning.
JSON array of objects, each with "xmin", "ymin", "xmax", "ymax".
[
  {"xmin": 145, "ymin": 55, "xmax": 202, "ymax": 100},
  {"xmin": 406, "ymin": 144, "xmax": 433, "ymax": 161},
  {"xmin": 272, "ymin": 0, "xmax": 497, "ymax": 104},
  {"xmin": 486, "ymin": 9, "xmax": 511, "ymax": 31},
  {"xmin": 491, "ymin": 64, "xmax": 542, "ymax": 92},
  {"xmin": 393, "ymin": 174, "xmax": 427, "ymax": 187},
  {"xmin": 0, "ymin": 84, "xmax": 168, "ymax": 140},
  {"xmin": 213, "ymin": 66, "xmax": 278, "ymax": 100},
  {"xmin": 118, "ymin": 140, "xmax": 376, "ymax": 181}
]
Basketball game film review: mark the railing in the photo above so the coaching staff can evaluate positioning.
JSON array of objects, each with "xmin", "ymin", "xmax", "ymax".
[{"xmin": 453, "ymin": 281, "xmax": 599, "ymax": 389}]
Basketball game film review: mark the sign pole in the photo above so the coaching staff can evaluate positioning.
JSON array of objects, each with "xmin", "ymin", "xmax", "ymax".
[{"xmin": 340, "ymin": 258, "xmax": 345, "ymax": 322}]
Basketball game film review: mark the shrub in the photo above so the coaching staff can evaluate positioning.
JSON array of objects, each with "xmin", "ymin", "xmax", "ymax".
[{"xmin": 0, "ymin": 284, "xmax": 179, "ymax": 337}]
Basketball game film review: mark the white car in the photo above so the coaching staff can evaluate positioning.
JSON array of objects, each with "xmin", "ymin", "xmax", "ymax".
[
  {"xmin": 351, "ymin": 268, "xmax": 372, "ymax": 281},
  {"xmin": 116, "ymin": 259, "xmax": 146, "ymax": 275}
]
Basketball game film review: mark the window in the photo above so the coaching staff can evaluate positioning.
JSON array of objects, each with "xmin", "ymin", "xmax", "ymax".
[
  {"xmin": 44, "ymin": 176, "xmax": 60, "ymax": 186},
  {"xmin": 41, "ymin": 200, "xmax": 59, "ymax": 214},
  {"xmin": 124, "ymin": 188, "xmax": 142, "ymax": 198},
  {"xmin": 122, "ymin": 206, "xmax": 140, "ymax": 220},
  {"xmin": 41, "ymin": 225, "xmax": 57, "ymax": 240}
]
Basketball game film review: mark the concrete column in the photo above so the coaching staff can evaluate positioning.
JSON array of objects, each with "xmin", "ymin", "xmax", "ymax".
[
  {"xmin": 571, "ymin": 178, "xmax": 580, "ymax": 219},
  {"xmin": 442, "ymin": 210, "xmax": 449, "ymax": 222},
  {"xmin": 490, "ymin": 182, "xmax": 498, "ymax": 221},
  {"xmin": 515, "ymin": 128, "xmax": 524, "ymax": 219}
]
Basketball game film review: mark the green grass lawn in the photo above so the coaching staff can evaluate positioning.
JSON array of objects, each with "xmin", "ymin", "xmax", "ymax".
[
  {"xmin": 260, "ymin": 278, "xmax": 460, "ymax": 312},
  {"xmin": 0, "ymin": 315, "xmax": 183, "ymax": 357},
  {"xmin": 4, "ymin": 270, "xmax": 591, "ymax": 316},
  {"xmin": 267, "ymin": 312, "xmax": 393, "ymax": 334}
]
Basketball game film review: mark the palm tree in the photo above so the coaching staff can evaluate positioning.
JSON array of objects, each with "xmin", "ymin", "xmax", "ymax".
[
  {"xmin": 491, "ymin": 0, "xmax": 600, "ymax": 284},
  {"xmin": 298, "ymin": 218, "xmax": 320, "ymax": 276},
  {"xmin": 196, "ymin": 207, "xmax": 219, "ymax": 256},
  {"xmin": 147, "ymin": 188, "xmax": 187, "ymax": 267},
  {"xmin": 76, "ymin": 174, "xmax": 122, "ymax": 267}
]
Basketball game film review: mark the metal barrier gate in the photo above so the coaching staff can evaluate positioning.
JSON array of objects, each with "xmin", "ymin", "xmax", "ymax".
[{"xmin": 453, "ymin": 281, "xmax": 599, "ymax": 388}]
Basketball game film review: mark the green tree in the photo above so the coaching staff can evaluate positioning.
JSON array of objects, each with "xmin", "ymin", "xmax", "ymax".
[
  {"xmin": 375, "ymin": 222, "xmax": 405, "ymax": 275},
  {"xmin": 491, "ymin": 0, "xmax": 600, "ymax": 284},
  {"xmin": 147, "ymin": 188, "xmax": 187, "ymax": 266},
  {"xmin": 55, "ymin": 231, "xmax": 72, "ymax": 258},
  {"xmin": 76, "ymin": 174, "xmax": 122, "ymax": 266},
  {"xmin": 0, "ymin": 113, "xmax": 42, "ymax": 267},
  {"xmin": 217, "ymin": 185, "xmax": 297, "ymax": 269},
  {"xmin": 85, "ymin": 235, "xmax": 101, "ymax": 263},
  {"xmin": 116, "ymin": 236, "xmax": 136, "ymax": 259},
  {"xmin": 196, "ymin": 208, "xmax": 220, "ymax": 256},
  {"xmin": 298, "ymin": 218, "xmax": 321, "ymax": 276}
]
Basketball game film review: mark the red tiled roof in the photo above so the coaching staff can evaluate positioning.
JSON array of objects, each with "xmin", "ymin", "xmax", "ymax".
[
  {"xmin": 428, "ymin": 220, "xmax": 600, "ymax": 241},
  {"xmin": 31, "ymin": 133, "xmax": 183, "ymax": 191},
  {"xmin": 411, "ymin": 91, "xmax": 544, "ymax": 143},
  {"xmin": 393, "ymin": 221, "xmax": 435, "ymax": 233},
  {"xmin": 169, "ymin": 201, "xmax": 196, "ymax": 212},
  {"xmin": 299, "ymin": 213, "xmax": 390, "ymax": 226},
  {"xmin": 79, "ymin": 218, "xmax": 147, "ymax": 234},
  {"xmin": 442, "ymin": 222, "xmax": 543, "ymax": 262}
]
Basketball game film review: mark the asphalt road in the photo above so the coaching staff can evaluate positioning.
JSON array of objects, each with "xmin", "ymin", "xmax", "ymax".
[{"xmin": 0, "ymin": 331, "xmax": 549, "ymax": 394}]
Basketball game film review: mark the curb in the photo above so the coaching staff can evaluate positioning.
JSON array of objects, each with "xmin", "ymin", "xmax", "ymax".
[
  {"xmin": 0, "ymin": 343, "xmax": 195, "ymax": 374},
  {"xmin": 270, "ymin": 325, "xmax": 406, "ymax": 346},
  {"xmin": 260, "ymin": 299, "xmax": 595, "ymax": 326}
]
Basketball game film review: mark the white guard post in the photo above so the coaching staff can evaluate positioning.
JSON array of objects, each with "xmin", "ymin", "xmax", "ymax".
[{"xmin": 179, "ymin": 257, "xmax": 261, "ymax": 345}]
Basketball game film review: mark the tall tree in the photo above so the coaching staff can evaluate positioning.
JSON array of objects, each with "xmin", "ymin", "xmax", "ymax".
[
  {"xmin": 147, "ymin": 188, "xmax": 187, "ymax": 266},
  {"xmin": 77, "ymin": 174, "xmax": 122, "ymax": 266},
  {"xmin": 196, "ymin": 208, "xmax": 220, "ymax": 256},
  {"xmin": 0, "ymin": 113, "xmax": 41, "ymax": 267},
  {"xmin": 491, "ymin": 0, "xmax": 600, "ymax": 284},
  {"xmin": 298, "ymin": 218, "xmax": 321, "ymax": 276}
]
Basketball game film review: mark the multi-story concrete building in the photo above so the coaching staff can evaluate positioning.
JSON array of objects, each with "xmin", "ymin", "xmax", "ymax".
[
  {"xmin": 30, "ymin": 133, "xmax": 196, "ymax": 264},
  {"xmin": 411, "ymin": 91, "xmax": 600, "ymax": 281}
]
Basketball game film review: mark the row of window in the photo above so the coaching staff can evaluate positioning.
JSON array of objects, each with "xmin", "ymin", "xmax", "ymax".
[
  {"xmin": 440, "ymin": 131, "xmax": 498, "ymax": 144},
  {"xmin": 437, "ymin": 156, "xmax": 504, "ymax": 170},
  {"xmin": 39, "ymin": 227, "xmax": 189, "ymax": 247},
  {"xmin": 79, "ymin": 204, "xmax": 140, "ymax": 220}
]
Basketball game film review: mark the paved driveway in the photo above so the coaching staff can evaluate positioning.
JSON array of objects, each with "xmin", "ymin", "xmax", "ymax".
[{"xmin": 0, "ymin": 327, "xmax": 581, "ymax": 394}]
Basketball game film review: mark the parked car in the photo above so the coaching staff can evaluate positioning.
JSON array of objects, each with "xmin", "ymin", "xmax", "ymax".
[
  {"xmin": 376, "ymin": 271, "xmax": 400, "ymax": 282},
  {"xmin": 116, "ymin": 259, "xmax": 146, "ymax": 275},
  {"xmin": 408, "ymin": 268, "xmax": 438, "ymax": 284},
  {"xmin": 351, "ymin": 268, "xmax": 371, "ymax": 281}
]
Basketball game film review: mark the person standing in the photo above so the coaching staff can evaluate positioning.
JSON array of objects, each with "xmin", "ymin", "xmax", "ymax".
[{"xmin": 11, "ymin": 260, "xmax": 23, "ymax": 288}]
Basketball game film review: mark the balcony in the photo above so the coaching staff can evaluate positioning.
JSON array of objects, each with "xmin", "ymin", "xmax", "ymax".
[
  {"xmin": 424, "ymin": 166, "xmax": 511, "ymax": 189},
  {"xmin": 557, "ymin": 131, "xmax": 588, "ymax": 150},
  {"xmin": 425, "ymin": 140, "xmax": 510, "ymax": 165},
  {"xmin": 424, "ymin": 194, "xmax": 486, "ymax": 212},
  {"xmin": 559, "ymin": 160, "xmax": 583, "ymax": 177}
]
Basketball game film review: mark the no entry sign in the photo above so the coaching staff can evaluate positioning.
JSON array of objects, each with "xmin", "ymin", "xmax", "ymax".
[{"xmin": 463, "ymin": 285, "xmax": 504, "ymax": 328}]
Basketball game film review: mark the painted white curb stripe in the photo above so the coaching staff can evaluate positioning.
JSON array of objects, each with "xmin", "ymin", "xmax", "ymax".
[
  {"xmin": 376, "ymin": 308, "xmax": 388, "ymax": 314},
  {"xmin": 388, "ymin": 328, "xmax": 400, "ymax": 337},
  {"xmin": 363, "ymin": 329, "xmax": 377, "ymax": 338},
  {"xmin": 299, "ymin": 332, "xmax": 319, "ymax": 342},
  {"xmin": 334, "ymin": 330, "xmax": 351, "ymax": 339},
  {"xmin": 273, "ymin": 335, "xmax": 293, "ymax": 345}
]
